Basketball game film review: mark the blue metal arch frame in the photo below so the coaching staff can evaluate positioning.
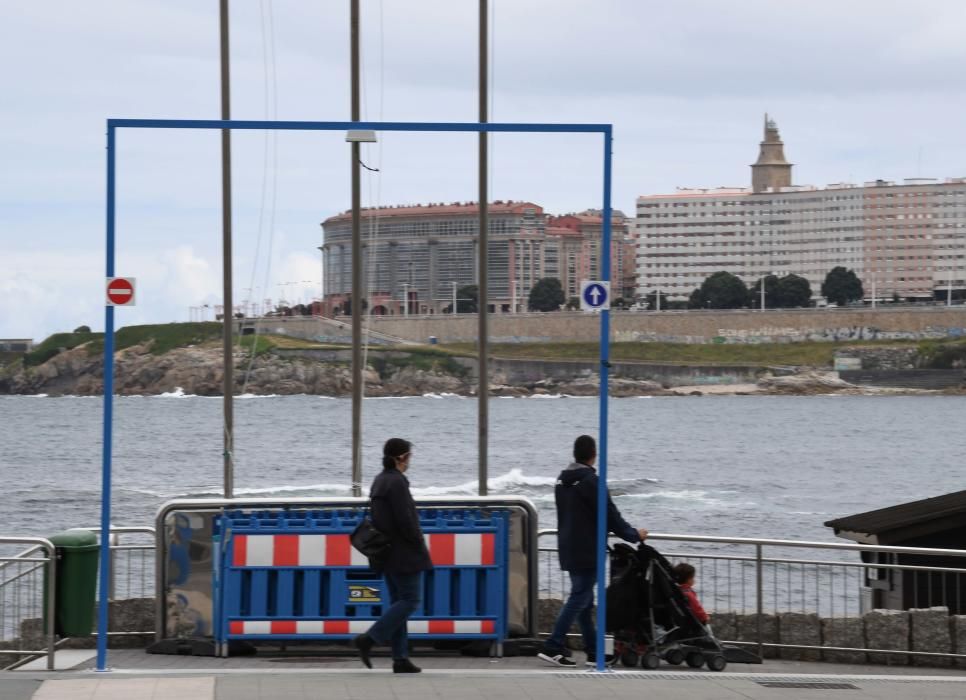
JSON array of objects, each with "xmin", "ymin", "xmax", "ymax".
[{"xmin": 100, "ymin": 118, "xmax": 613, "ymax": 671}]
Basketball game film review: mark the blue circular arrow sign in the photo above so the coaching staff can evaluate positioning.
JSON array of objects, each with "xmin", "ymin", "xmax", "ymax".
[{"xmin": 582, "ymin": 282, "xmax": 609, "ymax": 308}]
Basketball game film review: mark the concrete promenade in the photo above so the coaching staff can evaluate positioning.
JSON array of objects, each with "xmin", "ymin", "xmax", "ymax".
[{"xmin": 5, "ymin": 650, "xmax": 966, "ymax": 700}]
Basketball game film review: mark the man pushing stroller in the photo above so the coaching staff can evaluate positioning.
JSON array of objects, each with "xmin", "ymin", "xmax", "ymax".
[{"xmin": 538, "ymin": 435, "xmax": 648, "ymax": 667}]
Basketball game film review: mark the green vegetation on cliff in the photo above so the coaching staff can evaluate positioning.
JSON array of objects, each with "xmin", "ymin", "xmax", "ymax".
[
  {"xmin": 917, "ymin": 340, "xmax": 966, "ymax": 369},
  {"xmin": 442, "ymin": 339, "xmax": 951, "ymax": 368},
  {"xmin": 24, "ymin": 331, "xmax": 103, "ymax": 366},
  {"xmin": 17, "ymin": 323, "xmax": 966, "ymax": 374}
]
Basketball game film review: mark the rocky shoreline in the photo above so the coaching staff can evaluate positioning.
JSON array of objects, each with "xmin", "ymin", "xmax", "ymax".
[{"xmin": 1, "ymin": 340, "xmax": 955, "ymax": 398}]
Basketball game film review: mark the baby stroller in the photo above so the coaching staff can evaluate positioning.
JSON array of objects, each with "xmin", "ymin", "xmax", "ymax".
[{"xmin": 606, "ymin": 542, "xmax": 732, "ymax": 671}]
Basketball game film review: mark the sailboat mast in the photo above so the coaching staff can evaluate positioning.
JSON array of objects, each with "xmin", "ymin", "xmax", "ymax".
[
  {"xmin": 477, "ymin": 0, "xmax": 489, "ymax": 495},
  {"xmin": 219, "ymin": 0, "xmax": 235, "ymax": 498},
  {"xmin": 350, "ymin": 0, "xmax": 363, "ymax": 497}
]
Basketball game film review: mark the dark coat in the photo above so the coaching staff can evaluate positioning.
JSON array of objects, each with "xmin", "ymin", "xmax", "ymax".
[
  {"xmin": 370, "ymin": 467, "xmax": 433, "ymax": 574},
  {"xmin": 555, "ymin": 463, "xmax": 640, "ymax": 571}
]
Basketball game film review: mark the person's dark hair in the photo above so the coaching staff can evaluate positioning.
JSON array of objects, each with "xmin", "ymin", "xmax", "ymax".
[
  {"xmin": 673, "ymin": 562, "xmax": 696, "ymax": 585},
  {"xmin": 382, "ymin": 437, "xmax": 412, "ymax": 470},
  {"xmin": 573, "ymin": 435, "xmax": 596, "ymax": 464}
]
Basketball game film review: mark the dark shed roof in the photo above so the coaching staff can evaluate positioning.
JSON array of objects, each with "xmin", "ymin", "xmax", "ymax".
[{"xmin": 825, "ymin": 490, "xmax": 966, "ymax": 543}]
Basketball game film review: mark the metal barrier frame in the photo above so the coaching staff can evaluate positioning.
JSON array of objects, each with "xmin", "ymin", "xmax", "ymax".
[
  {"xmin": 537, "ymin": 529, "xmax": 966, "ymax": 661},
  {"xmin": 214, "ymin": 508, "xmax": 510, "ymax": 654},
  {"xmin": 155, "ymin": 496, "xmax": 539, "ymax": 648},
  {"xmin": 0, "ymin": 537, "xmax": 56, "ymax": 670},
  {"xmin": 104, "ymin": 116, "xmax": 613, "ymax": 672}
]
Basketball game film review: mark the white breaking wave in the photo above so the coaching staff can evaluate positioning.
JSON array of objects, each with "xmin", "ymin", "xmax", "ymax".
[
  {"xmin": 617, "ymin": 489, "xmax": 723, "ymax": 506},
  {"xmin": 158, "ymin": 387, "xmax": 194, "ymax": 398},
  {"xmin": 152, "ymin": 468, "xmax": 662, "ymax": 501},
  {"xmin": 232, "ymin": 482, "xmax": 354, "ymax": 497}
]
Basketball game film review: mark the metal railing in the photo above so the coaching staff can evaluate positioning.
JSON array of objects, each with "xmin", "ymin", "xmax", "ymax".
[
  {"xmin": 537, "ymin": 529, "xmax": 966, "ymax": 660},
  {"xmin": 69, "ymin": 526, "xmax": 156, "ymax": 601},
  {"xmin": 0, "ymin": 527, "xmax": 155, "ymax": 671},
  {"xmin": 0, "ymin": 537, "xmax": 55, "ymax": 671}
]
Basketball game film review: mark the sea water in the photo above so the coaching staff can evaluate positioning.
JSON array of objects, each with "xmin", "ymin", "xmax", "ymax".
[{"xmin": 2, "ymin": 393, "xmax": 963, "ymax": 543}]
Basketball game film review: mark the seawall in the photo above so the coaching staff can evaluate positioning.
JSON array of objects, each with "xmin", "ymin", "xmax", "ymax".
[{"xmin": 251, "ymin": 307, "xmax": 966, "ymax": 345}]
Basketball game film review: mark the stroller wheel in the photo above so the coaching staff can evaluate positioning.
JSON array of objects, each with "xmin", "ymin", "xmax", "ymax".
[
  {"xmin": 685, "ymin": 651, "xmax": 705, "ymax": 668},
  {"xmin": 663, "ymin": 648, "xmax": 685, "ymax": 665},
  {"xmin": 640, "ymin": 651, "xmax": 660, "ymax": 670},
  {"xmin": 706, "ymin": 654, "xmax": 727, "ymax": 672},
  {"xmin": 619, "ymin": 650, "xmax": 639, "ymax": 668}
]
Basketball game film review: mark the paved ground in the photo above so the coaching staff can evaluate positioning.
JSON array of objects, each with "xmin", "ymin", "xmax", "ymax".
[{"xmin": 3, "ymin": 649, "xmax": 966, "ymax": 700}]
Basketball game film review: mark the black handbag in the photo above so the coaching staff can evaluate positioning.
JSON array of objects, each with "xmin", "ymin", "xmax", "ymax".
[{"xmin": 350, "ymin": 503, "xmax": 392, "ymax": 563}]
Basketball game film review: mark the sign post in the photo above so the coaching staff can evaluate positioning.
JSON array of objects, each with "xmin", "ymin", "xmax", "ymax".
[
  {"xmin": 594, "ymin": 129, "xmax": 614, "ymax": 672},
  {"xmin": 97, "ymin": 127, "xmax": 118, "ymax": 672}
]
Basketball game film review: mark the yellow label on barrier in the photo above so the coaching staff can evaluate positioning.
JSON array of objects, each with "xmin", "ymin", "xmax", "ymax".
[{"xmin": 348, "ymin": 585, "xmax": 381, "ymax": 604}]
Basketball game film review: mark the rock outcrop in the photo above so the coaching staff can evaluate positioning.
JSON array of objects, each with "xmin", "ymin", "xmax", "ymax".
[{"xmin": 0, "ymin": 341, "xmax": 946, "ymax": 397}]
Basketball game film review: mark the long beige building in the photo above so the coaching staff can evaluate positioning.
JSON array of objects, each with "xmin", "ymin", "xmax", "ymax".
[{"xmin": 636, "ymin": 117, "xmax": 966, "ymax": 303}]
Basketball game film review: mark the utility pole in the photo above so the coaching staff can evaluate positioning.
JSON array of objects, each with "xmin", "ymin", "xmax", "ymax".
[
  {"xmin": 219, "ymin": 0, "xmax": 234, "ymax": 499},
  {"xmin": 477, "ymin": 0, "xmax": 489, "ymax": 496},
  {"xmin": 349, "ymin": 0, "xmax": 363, "ymax": 497}
]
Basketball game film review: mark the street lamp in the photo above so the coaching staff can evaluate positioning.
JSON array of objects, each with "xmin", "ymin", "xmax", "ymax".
[
  {"xmin": 451, "ymin": 281, "xmax": 458, "ymax": 315},
  {"xmin": 402, "ymin": 282, "xmax": 409, "ymax": 318}
]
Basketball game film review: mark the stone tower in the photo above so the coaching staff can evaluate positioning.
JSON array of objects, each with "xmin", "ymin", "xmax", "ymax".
[{"xmin": 751, "ymin": 114, "xmax": 793, "ymax": 193}]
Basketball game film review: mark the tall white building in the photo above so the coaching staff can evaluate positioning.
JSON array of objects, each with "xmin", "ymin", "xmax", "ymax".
[{"xmin": 636, "ymin": 117, "xmax": 966, "ymax": 303}]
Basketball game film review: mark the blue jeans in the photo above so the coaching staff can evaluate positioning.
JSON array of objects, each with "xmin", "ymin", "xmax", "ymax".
[
  {"xmin": 366, "ymin": 571, "xmax": 422, "ymax": 659},
  {"xmin": 547, "ymin": 569, "xmax": 597, "ymax": 654}
]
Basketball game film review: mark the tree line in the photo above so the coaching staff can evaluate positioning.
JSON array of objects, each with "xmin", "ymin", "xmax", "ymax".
[
  {"xmin": 682, "ymin": 267, "xmax": 863, "ymax": 309},
  {"xmin": 333, "ymin": 266, "xmax": 867, "ymax": 315}
]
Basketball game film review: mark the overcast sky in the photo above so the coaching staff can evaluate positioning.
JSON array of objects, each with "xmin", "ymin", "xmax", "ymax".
[{"xmin": 4, "ymin": 0, "xmax": 966, "ymax": 340}]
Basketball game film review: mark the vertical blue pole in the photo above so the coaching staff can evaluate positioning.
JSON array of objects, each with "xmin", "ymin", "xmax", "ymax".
[
  {"xmin": 595, "ymin": 127, "xmax": 613, "ymax": 673},
  {"xmin": 96, "ymin": 125, "xmax": 116, "ymax": 672}
]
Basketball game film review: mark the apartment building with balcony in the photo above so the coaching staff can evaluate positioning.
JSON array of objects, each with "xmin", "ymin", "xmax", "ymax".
[{"xmin": 636, "ymin": 117, "xmax": 966, "ymax": 303}]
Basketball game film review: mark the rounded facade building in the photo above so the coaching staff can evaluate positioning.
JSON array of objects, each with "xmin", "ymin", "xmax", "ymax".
[{"xmin": 321, "ymin": 201, "xmax": 552, "ymax": 315}]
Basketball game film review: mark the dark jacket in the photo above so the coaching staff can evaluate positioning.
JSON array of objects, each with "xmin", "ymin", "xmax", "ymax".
[
  {"xmin": 555, "ymin": 462, "xmax": 640, "ymax": 571},
  {"xmin": 370, "ymin": 467, "xmax": 433, "ymax": 574}
]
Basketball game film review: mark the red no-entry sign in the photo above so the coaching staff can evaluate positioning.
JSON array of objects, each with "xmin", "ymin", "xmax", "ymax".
[{"xmin": 106, "ymin": 277, "xmax": 136, "ymax": 306}]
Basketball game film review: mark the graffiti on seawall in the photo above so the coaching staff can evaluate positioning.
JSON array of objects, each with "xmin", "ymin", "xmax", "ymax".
[{"xmin": 617, "ymin": 326, "xmax": 966, "ymax": 345}]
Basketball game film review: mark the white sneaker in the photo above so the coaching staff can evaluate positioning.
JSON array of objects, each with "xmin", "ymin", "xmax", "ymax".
[{"xmin": 538, "ymin": 651, "xmax": 578, "ymax": 667}]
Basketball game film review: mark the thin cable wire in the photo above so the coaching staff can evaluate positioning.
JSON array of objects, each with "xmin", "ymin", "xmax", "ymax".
[
  {"xmin": 241, "ymin": 0, "xmax": 280, "ymax": 396},
  {"xmin": 362, "ymin": 0, "xmax": 385, "ymax": 378}
]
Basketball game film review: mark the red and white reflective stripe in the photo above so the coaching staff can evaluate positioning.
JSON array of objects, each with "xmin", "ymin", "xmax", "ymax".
[
  {"xmin": 229, "ymin": 619, "xmax": 496, "ymax": 636},
  {"xmin": 232, "ymin": 532, "xmax": 495, "ymax": 567},
  {"xmin": 424, "ymin": 533, "xmax": 496, "ymax": 566},
  {"xmin": 232, "ymin": 534, "xmax": 368, "ymax": 567},
  {"xmin": 406, "ymin": 619, "xmax": 496, "ymax": 634}
]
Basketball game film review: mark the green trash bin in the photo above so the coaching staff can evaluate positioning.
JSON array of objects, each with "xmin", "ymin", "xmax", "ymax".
[{"xmin": 47, "ymin": 530, "xmax": 99, "ymax": 637}]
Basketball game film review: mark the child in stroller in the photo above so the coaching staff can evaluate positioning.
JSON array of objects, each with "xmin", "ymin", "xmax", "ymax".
[
  {"xmin": 606, "ymin": 542, "xmax": 729, "ymax": 671},
  {"xmin": 673, "ymin": 562, "xmax": 709, "ymax": 625}
]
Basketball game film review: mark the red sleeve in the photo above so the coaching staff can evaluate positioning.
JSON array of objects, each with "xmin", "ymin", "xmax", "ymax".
[{"xmin": 682, "ymin": 587, "xmax": 709, "ymax": 624}]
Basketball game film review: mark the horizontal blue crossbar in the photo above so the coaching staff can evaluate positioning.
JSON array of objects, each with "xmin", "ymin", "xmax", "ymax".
[{"xmin": 107, "ymin": 118, "xmax": 610, "ymax": 134}]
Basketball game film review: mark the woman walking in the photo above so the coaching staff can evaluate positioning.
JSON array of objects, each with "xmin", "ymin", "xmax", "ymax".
[{"xmin": 353, "ymin": 438, "xmax": 432, "ymax": 673}]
